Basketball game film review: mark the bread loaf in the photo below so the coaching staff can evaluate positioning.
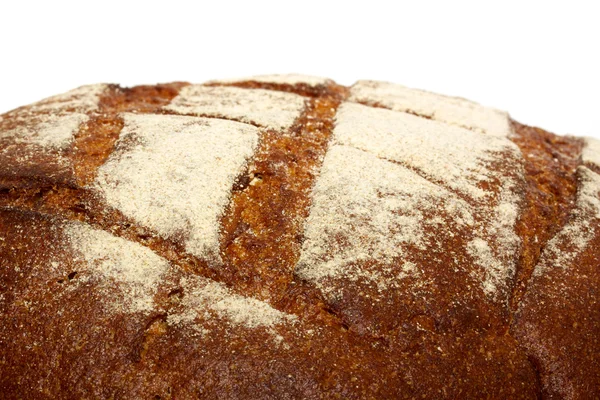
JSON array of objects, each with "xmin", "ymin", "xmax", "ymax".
[{"xmin": 0, "ymin": 75, "xmax": 598, "ymax": 399}]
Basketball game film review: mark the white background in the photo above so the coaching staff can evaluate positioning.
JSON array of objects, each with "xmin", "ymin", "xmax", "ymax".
[{"xmin": 0, "ymin": 1, "xmax": 597, "ymax": 137}]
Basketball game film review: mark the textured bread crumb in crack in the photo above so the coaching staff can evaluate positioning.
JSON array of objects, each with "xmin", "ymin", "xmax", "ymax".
[
  {"xmin": 94, "ymin": 113, "xmax": 259, "ymax": 263},
  {"xmin": 349, "ymin": 80, "xmax": 511, "ymax": 137},
  {"xmin": 582, "ymin": 137, "xmax": 600, "ymax": 168},
  {"xmin": 167, "ymin": 275, "xmax": 296, "ymax": 336},
  {"xmin": 165, "ymin": 85, "xmax": 306, "ymax": 130},
  {"xmin": 333, "ymin": 102, "xmax": 519, "ymax": 200},
  {"xmin": 211, "ymin": 74, "xmax": 331, "ymax": 87},
  {"xmin": 533, "ymin": 166, "xmax": 600, "ymax": 277},
  {"xmin": 64, "ymin": 221, "xmax": 170, "ymax": 314},
  {"xmin": 0, "ymin": 84, "xmax": 107, "ymax": 149},
  {"xmin": 295, "ymin": 144, "xmax": 475, "ymax": 294}
]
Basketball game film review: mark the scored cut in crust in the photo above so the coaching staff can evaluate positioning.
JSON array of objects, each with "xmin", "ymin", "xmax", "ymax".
[{"xmin": 0, "ymin": 74, "xmax": 597, "ymax": 399}]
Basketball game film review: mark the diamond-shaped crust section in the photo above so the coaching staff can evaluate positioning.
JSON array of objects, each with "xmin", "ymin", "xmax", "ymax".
[
  {"xmin": 165, "ymin": 85, "xmax": 306, "ymax": 130},
  {"xmin": 349, "ymin": 80, "xmax": 511, "ymax": 137},
  {"xmin": 94, "ymin": 113, "xmax": 260, "ymax": 263}
]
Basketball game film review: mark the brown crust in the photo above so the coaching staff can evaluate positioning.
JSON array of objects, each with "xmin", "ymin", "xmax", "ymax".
[
  {"xmin": 219, "ymin": 82, "xmax": 348, "ymax": 307},
  {"xmin": 0, "ymin": 79, "xmax": 598, "ymax": 398},
  {"xmin": 508, "ymin": 122, "xmax": 583, "ymax": 310}
]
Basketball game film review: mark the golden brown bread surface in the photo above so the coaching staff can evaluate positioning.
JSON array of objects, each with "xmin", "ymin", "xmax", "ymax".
[{"xmin": 0, "ymin": 75, "xmax": 598, "ymax": 399}]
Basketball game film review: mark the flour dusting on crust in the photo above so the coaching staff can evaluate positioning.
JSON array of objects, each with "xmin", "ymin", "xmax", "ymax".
[
  {"xmin": 0, "ymin": 84, "xmax": 107, "ymax": 150},
  {"xmin": 582, "ymin": 137, "xmax": 600, "ymax": 168},
  {"xmin": 94, "ymin": 113, "xmax": 259, "ymax": 263},
  {"xmin": 64, "ymin": 221, "xmax": 169, "ymax": 314},
  {"xmin": 297, "ymin": 101, "xmax": 524, "ymax": 300},
  {"xmin": 295, "ymin": 144, "xmax": 475, "ymax": 293},
  {"xmin": 64, "ymin": 219, "xmax": 296, "ymax": 332},
  {"xmin": 466, "ymin": 174, "xmax": 522, "ymax": 297},
  {"xmin": 165, "ymin": 85, "xmax": 306, "ymax": 130},
  {"xmin": 1, "ymin": 113, "xmax": 89, "ymax": 150},
  {"xmin": 334, "ymin": 103, "xmax": 517, "ymax": 200},
  {"xmin": 349, "ymin": 80, "xmax": 511, "ymax": 137},
  {"xmin": 31, "ymin": 84, "xmax": 108, "ymax": 113},
  {"xmin": 167, "ymin": 275, "xmax": 296, "ymax": 336}
]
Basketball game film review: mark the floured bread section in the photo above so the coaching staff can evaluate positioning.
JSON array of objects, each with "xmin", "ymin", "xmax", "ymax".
[
  {"xmin": 64, "ymin": 221, "xmax": 170, "ymax": 314},
  {"xmin": 466, "ymin": 174, "xmax": 522, "ymax": 297},
  {"xmin": 296, "ymin": 144, "xmax": 475, "ymax": 294},
  {"xmin": 94, "ymin": 113, "xmax": 259, "ymax": 263},
  {"xmin": 212, "ymin": 74, "xmax": 331, "ymax": 87},
  {"xmin": 298, "ymin": 101, "xmax": 525, "ymax": 301},
  {"xmin": 532, "ymin": 166, "xmax": 600, "ymax": 277},
  {"xmin": 26, "ymin": 84, "xmax": 108, "ymax": 112},
  {"xmin": 59, "ymin": 218, "xmax": 296, "ymax": 339},
  {"xmin": 0, "ymin": 84, "xmax": 107, "ymax": 150},
  {"xmin": 167, "ymin": 275, "xmax": 296, "ymax": 338},
  {"xmin": 334, "ymin": 102, "xmax": 519, "ymax": 200},
  {"xmin": 349, "ymin": 80, "xmax": 511, "ymax": 137},
  {"xmin": 1, "ymin": 113, "xmax": 88, "ymax": 150},
  {"xmin": 582, "ymin": 137, "xmax": 600, "ymax": 168},
  {"xmin": 165, "ymin": 85, "xmax": 306, "ymax": 130}
]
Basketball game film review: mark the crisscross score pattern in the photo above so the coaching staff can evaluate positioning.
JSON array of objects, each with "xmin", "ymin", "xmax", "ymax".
[{"xmin": 0, "ymin": 75, "xmax": 597, "ymax": 399}]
